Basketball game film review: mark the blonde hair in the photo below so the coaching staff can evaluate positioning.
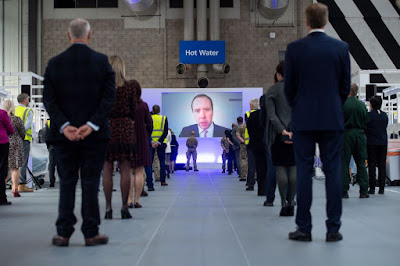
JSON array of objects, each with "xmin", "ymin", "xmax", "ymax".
[
  {"xmin": 109, "ymin": 55, "xmax": 126, "ymax": 88},
  {"xmin": 2, "ymin": 99, "xmax": 15, "ymax": 116}
]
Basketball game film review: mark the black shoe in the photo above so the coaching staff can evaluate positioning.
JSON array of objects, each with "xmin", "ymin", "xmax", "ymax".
[
  {"xmin": 0, "ymin": 201, "xmax": 12, "ymax": 206},
  {"xmin": 368, "ymin": 189, "xmax": 375, "ymax": 194},
  {"xmin": 104, "ymin": 209, "xmax": 112, "ymax": 219},
  {"xmin": 378, "ymin": 189, "xmax": 384, "ymax": 194},
  {"xmin": 342, "ymin": 191, "xmax": 349, "ymax": 199},
  {"xmin": 49, "ymin": 183, "xmax": 55, "ymax": 188},
  {"xmin": 148, "ymin": 187, "xmax": 155, "ymax": 191},
  {"xmin": 326, "ymin": 232, "xmax": 343, "ymax": 242},
  {"xmin": 128, "ymin": 203, "xmax": 134, "ymax": 209},
  {"xmin": 360, "ymin": 193, "xmax": 370, "ymax": 198},
  {"xmin": 263, "ymin": 201, "xmax": 273, "ymax": 207},
  {"xmin": 167, "ymin": 174, "xmax": 170, "ymax": 179},
  {"xmin": 246, "ymin": 186, "xmax": 254, "ymax": 191},
  {"xmin": 222, "ymin": 169, "xmax": 225, "ymax": 174},
  {"xmin": 289, "ymin": 229, "xmax": 312, "ymax": 242},
  {"xmin": 141, "ymin": 190, "xmax": 148, "ymax": 197},
  {"xmin": 287, "ymin": 206, "xmax": 294, "ymax": 216},
  {"xmin": 121, "ymin": 208, "xmax": 132, "ymax": 219},
  {"xmin": 194, "ymin": 169, "xmax": 199, "ymax": 172},
  {"xmin": 279, "ymin": 207, "xmax": 289, "ymax": 216}
]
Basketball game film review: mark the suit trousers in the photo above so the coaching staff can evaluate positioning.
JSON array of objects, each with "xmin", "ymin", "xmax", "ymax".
[
  {"xmin": 19, "ymin": 140, "xmax": 30, "ymax": 184},
  {"xmin": 367, "ymin": 145, "xmax": 387, "ymax": 190},
  {"xmin": 54, "ymin": 140, "xmax": 107, "ymax": 238},
  {"xmin": 265, "ymin": 145, "xmax": 276, "ymax": 203},
  {"xmin": 145, "ymin": 143, "xmax": 154, "ymax": 189},
  {"xmin": 151, "ymin": 143, "xmax": 166, "ymax": 183},
  {"xmin": 293, "ymin": 130, "xmax": 343, "ymax": 234},
  {"xmin": 0, "ymin": 143, "xmax": 9, "ymax": 203},
  {"xmin": 48, "ymin": 145, "xmax": 57, "ymax": 184}
]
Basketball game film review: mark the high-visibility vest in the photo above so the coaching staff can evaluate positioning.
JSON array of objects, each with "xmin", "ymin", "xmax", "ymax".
[
  {"xmin": 15, "ymin": 105, "xmax": 32, "ymax": 142},
  {"xmin": 47, "ymin": 120, "xmax": 50, "ymax": 128},
  {"xmin": 151, "ymin": 114, "xmax": 167, "ymax": 143},
  {"xmin": 244, "ymin": 110, "xmax": 256, "ymax": 145}
]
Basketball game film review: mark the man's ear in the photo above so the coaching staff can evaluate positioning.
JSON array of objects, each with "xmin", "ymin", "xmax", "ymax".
[
  {"xmin": 67, "ymin": 31, "xmax": 71, "ymax": 41},
  {"xmin": 87, "ymin": 31, "xmax": 92, "ymax": 40}
]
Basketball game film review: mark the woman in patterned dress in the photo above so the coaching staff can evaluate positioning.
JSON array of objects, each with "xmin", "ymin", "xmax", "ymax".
[
  {"xmin": 2, "ymin": 100, "xmax": 25, "ymax": 197},
  {"xmin": 102, "ymin": 56, "xmax": 137, "ymax": 220}
]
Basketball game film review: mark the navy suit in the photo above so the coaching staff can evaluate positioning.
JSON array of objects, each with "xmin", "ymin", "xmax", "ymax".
[
  {"xmin": 179, "ymin": 123, "xmax": 228, "ymax": 137},
  {"xmin": 284, "ymin": 32, "xmax": 350, "ymax": 234},
  {"xmin": 43, "ymin": 44, "xmax": 115, "ymax": 238}
]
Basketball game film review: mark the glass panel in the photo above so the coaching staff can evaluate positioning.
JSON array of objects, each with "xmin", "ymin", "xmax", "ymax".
[
  {"xmin": 76, "ymin": 0, "xmax": 96, "ymax": 8},
  {"xmin": 98, "ymin": 0, "xmax": 118, "ymax": 8},
  {"xmin": 54, "ymin": 0, "xmax": 75, "ymax": 8}
]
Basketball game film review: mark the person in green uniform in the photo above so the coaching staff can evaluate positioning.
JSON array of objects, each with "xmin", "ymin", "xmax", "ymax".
[{"xmin": 341, "ymin": 83, "xmax": 370, "ymax": 199}]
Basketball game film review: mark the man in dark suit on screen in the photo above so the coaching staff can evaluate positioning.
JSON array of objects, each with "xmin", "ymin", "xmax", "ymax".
[
  {"xmin": 284, "ymin": 3, "xmax": 350, "ymax": 242},
  {"xmin": 179, "ymin": 94, "xmax": 228, "ymax": 137},
  {"xmin": 43, "ymin": 18, "xmax": 115, "ymax": 247}
]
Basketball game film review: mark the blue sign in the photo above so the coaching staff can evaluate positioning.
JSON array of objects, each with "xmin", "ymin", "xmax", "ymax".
[{"xmin": 179, "ymin": 41, "xmax": 225, "ymax": 64}]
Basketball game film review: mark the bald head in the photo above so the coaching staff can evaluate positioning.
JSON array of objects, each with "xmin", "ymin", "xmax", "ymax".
[{"xmin": 68, "ymin": 18, "xmax": 91, "ymax": 43}]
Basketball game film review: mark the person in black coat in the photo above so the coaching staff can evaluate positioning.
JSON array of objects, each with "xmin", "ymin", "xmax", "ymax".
[
  {"xmin": 366, "ymin": 96, "xmax": 388, "ymax": 194},
  {"xmin": 43, "ymin": 18, "xmax": 115, "ymax": 247}
]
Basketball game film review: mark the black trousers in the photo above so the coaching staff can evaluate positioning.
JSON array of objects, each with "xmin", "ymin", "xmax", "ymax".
[
  {"xmin": 247, "ymin": 146, "xmax": 267, "ymax": 195},
  {"xmin": 293, "ymin": 130, "xmax": 343, "ymax": 234},
  {"xmin": 367, "ymin": 145, "xmax": 387, "ymax": 190},
  {"xmin": 48, "ymin": 145, "xmax": 57, "ymax": 184},
  {"xmin": 0, "ymin": 143, "xmax": 9, "ymax": 203},
  {"xmin": 54, "ymin": 140, "xmax": 107, "ymax": 238}
]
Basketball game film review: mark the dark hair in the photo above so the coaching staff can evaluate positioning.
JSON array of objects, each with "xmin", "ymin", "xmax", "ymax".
[
  {"xmin": 273, "ymin": 73, "xmax": 278, "ymax": 83},
  {"xmin": 305, "ymin": 3, "xmax": 328, "ymax": 29},
  {"xmin": 152, "ymin": 105, "xmax": 160, "ymax": 114},
  {"xmin": 276, "ymin": 61, "xmax": 284, "ymax": 77},
  {"xmin": 130, "ymin": 79, "xmax": 142, "ymax": 99},
  {"xmin": 191, "ymin": 94, "xmax": 213, "ymax": 111},
  {"xmin": 237, "ymin": 116, "xmax": 243, "ymax": 123},
  {"xmin": 370, "ymin": 96, "xmax": 382, "ymax": 110}
]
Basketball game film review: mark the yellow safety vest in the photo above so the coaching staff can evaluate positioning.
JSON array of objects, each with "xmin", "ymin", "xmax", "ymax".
[
  {"xmin": 244, "ymin": 110, "xmax": 256, "ymax": 145},
  {"xmin": 151, "ymin": 114, "xmax": 167, "ymax": 143},
  {"xmin": 47, "ymin": 120, "xmax": 50, "ymax": 128},
  {"xmin": 15, "ymin": 105, "xmax": 32, "ymax": 142}
]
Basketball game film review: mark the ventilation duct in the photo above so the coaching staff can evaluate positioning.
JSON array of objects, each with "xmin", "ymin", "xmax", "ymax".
[
  {"xmin": 258, "ymin": 0, "xmax": 289, "ymax": 20},
  {"xmin": 177, "ymin": 0, "xmax": 194, "ymax": 75},
  {"xmin": 210, "ymin": 0, "xmax": 230, "ymax": 74},
  {"xmin": 197, "ymin": 0, "xmax": 208, "ymax": 88},
  {"xmin": 124, "ymin": 0, "xmax": 157, "ymax": 13}
]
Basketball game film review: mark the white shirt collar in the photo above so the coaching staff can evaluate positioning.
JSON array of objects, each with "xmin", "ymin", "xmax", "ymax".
[
  {"xmin": 198, "ymin": 123, "xmax": 214, "ymax": 138},
  {"xmin": 309, "ymin": 29, "xmax": 325, "ymax": 34}
]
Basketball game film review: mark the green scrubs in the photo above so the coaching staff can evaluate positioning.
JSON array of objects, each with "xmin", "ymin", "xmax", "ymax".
[{"xmin": 341, "ymin": 96, "xmax": 369, "ymax": 195}]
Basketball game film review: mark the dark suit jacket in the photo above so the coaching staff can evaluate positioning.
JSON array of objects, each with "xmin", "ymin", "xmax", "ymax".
[
  {"xmin": 284, "ymin": 32, "xmax": 350, "ymax": 132},
  {"xmin": 43, "ymin": 44, "xmax": 115, "ymax": 144},
  {"xmin": 179, "ymin": 123, "xmax": 228, "ymax": 137}
]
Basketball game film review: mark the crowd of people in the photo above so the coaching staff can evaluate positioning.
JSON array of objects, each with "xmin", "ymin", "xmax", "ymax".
[{"xmin": 0, "ymin": 3, "xmax": 391, "ymax": 246}]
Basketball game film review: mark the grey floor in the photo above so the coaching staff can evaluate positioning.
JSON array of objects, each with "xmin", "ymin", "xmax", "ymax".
[{"xmin": 1, "ymin": 168, "xmax": 400, "ymax": 266}]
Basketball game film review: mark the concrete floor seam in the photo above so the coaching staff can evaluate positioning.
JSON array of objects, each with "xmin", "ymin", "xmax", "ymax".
[
  {"xmin": 206, "ymin": 170, "xmax": 252, "ymax": 266},
  {"xmin": 134, "ymin": 176, "xmax": 188, "ymax": 266}
]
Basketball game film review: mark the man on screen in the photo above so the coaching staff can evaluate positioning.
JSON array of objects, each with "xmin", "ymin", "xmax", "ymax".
[{"xmin": 179, "ymin": 94, "xmax": 228, "ymax": 137}]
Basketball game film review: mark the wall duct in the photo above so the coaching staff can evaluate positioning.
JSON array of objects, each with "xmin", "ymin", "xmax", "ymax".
[
  {"xmin": 124, "ymin": 0, "xmax": 158, "ymax": 17},
  {"xmin": 210, "ymin": 0, "xmax": 230, "ymax": 74},
  {"xmin": 258, "ymin": 0, "xmax": 289, "ymax": 20},
  {"xmin": 176, "ymin": 0, "xmax": 194, "ymax": 75},
  {"xmin": 196, "ymin": 0, "xmax": 208, "ymax": 88}
]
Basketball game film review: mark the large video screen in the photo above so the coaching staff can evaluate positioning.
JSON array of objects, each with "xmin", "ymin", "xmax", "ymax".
[{"xmin": 162, "ymin": 92, "xmax": 242, "ymax": 138}]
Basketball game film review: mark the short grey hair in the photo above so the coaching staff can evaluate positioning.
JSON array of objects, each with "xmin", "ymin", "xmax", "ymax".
[
  {"xmin": 68, "ymin": 18, "xmax": 91, "ymax": 39},
  {"xmin": 17, "ymin": 93, "xmax": 29, "ymax": 103},
  {"xmin": 250, "ymin": 98, "xmax": 259, "ymax": 109}
]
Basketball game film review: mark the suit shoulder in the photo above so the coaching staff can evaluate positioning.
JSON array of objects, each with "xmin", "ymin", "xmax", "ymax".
[{"xmin": 325, "ymin": 35, "xmax": 349, "ymax": 49}]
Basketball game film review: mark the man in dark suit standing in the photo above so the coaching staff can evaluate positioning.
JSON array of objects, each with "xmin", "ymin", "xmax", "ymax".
[
  {"xmin": 43, "ymin": 18, "xmax": 115, "ymax": 247},
  {"xmin": 284, "ymin": 3, "xmax": 350, "ymax": 242},
  {"xmin": 179, "ymin": 94, "xmax": 228, "ymax": 137}
]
